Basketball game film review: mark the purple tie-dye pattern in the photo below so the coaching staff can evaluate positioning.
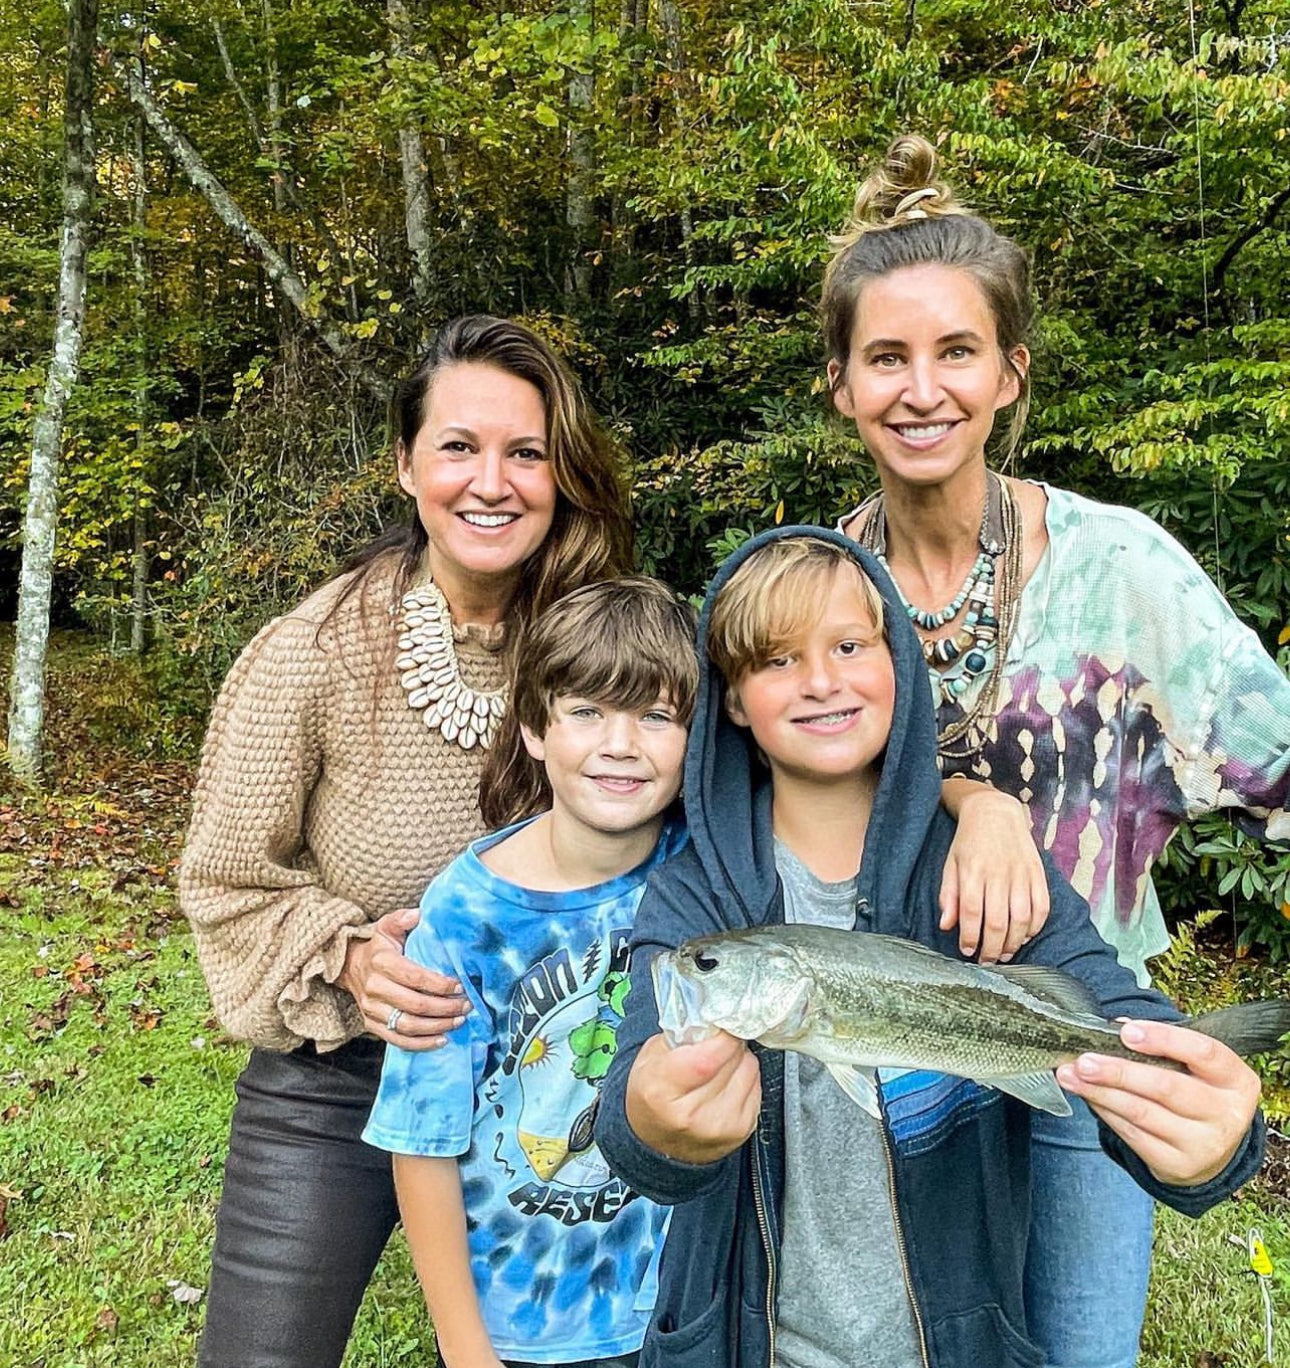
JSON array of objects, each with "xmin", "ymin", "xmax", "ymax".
[
  {"xmin": 943, "ymin": 658, "xmax": 1186, "ymax": 929},
  {"xmin": 1218, "ymin": 751, "xmax": 1286, "ymax": 822}
]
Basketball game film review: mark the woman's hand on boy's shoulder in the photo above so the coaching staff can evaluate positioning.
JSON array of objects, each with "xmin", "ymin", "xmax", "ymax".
[
  {"xmin": 338, "ymin": 907, "xmax": 473, "ymax": 1050},
  {"xmin": 1055, "ymin": 1019, "xmax": 1261, "ymax": 1187},
  {"xmin": 625, "ymin": 1031, "xmax": 761, "ymax": 1165},
  {"xmin": 939, "ymin": 779, "xmax": 1049, "ymax": 963}
]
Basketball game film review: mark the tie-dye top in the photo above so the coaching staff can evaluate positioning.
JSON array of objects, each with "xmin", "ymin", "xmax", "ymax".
[
  {"xmin": 363, "ymin": 816, "xmax": 684, "ymax": 1363},
  {"xmin": 844, "ymin": 483, "xmax": 1290, "ymax": 982}
]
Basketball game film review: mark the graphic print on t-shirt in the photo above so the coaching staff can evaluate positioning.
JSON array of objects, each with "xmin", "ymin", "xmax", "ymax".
[{"xmin": 494, "ymin": 929, "xmax": 638, "ymax": 1223}]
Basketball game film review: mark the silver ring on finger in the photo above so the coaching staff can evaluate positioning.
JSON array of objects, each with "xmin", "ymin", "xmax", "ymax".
[{"xmin": 385, "ymin": 1006, "xmax": 403, "ymax": 1033}]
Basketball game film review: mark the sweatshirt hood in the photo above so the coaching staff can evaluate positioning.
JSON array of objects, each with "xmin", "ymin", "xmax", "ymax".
[{"xmin": 685, "ymin": 524, "xmax": 943, "ymax": 928}]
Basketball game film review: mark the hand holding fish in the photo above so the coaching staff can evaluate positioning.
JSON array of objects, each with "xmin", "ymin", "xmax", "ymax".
[
  {"xmin": 939, "ymin": 779, "xmax": 1050, "ymax": 963},
  {"xmin": 625, "ymin": 1030, "xmax": 762, "ymax": 1165},
  {"xmin": 1056, "ymin": 1019, "xmax": 1263, "ymax": 1187}
]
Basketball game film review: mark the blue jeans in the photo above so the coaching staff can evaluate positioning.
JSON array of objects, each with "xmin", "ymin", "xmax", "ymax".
[{"xmin": 1024, "ymin": 1099, "xmax": 1155, "ymax": 1368}]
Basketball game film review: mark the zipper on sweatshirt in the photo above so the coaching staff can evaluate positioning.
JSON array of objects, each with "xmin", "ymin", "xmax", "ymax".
[
  {"xmin": 878, "ymin": 1107, "xmax": 930, "ymax": 1368},
  {"xmin": 750, "ymin": 1131, "xmax": 778, "ymax": 1368}
]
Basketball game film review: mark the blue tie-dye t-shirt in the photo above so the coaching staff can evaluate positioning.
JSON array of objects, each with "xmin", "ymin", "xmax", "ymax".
[{"xmin": 363, "ymin": 816, "xmax": 685, "ymax": 1363}]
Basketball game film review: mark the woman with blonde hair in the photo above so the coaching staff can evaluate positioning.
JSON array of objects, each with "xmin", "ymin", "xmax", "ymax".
[
  {"xmin": 823, "ymin": 137, "xmax": 1290, "ymax": 1366},
  {"xmin": 180, "ymin": 315, "xmax": 632, "ymax": 1368}
]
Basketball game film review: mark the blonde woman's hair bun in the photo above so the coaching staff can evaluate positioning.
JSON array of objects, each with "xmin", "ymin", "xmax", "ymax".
[{"xmin": 829, "ymin": 133, "xmax": 968, "ymax": 251}]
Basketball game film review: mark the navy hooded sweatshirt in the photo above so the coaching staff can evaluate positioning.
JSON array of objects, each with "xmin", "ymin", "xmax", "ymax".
[{"xmin": 595, "ymin": 525, "xmax": 1265, "ymax": 1368}]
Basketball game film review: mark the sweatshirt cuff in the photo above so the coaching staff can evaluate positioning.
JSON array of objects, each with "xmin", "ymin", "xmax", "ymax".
[
  {"xmin": 1101, "ymin": 1112, "xmax": 1266, "ymax": 1217},
  {"xmin": 596, "ymin": 1098, "xmax": 734, "ymax": 1206}
]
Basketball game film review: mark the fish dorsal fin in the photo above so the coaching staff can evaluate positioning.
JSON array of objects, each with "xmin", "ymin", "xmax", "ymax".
[
  {"xmin": 826, "ymin": 1063, "xmax": 881, "ymax": 1119},
  {"xmin": 988, "ymin": 963, "xmax": 1102, "ymax": 1019},
  {"xmin": 989, "ymin": 1071, "xmax": 1072, "ymax": 1117}
]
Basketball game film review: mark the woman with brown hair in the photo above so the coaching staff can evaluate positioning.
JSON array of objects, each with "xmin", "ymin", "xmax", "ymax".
[
  {"xmin": 822, "ymin": 138, "xmax": 1290, "ymax": 1366},
  {"xmin": 180, "ymin": 315, "xmax": 632, "ymax": 1368}
]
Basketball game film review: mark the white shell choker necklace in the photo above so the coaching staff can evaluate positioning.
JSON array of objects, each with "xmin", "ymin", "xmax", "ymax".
[{"xmin": 394, "ymin": 580, "xmax": 507, "ymax": 750}]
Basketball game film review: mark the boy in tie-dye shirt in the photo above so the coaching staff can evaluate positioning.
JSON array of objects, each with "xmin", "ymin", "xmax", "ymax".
[{"xmin": 363, "ymin": 578, "xmax": 698, "ymax": 1368}]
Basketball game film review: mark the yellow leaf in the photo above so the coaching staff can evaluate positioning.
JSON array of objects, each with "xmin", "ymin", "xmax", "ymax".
[
  {"xmin": 1279, "ymin": 624, "xmax": 1290, "ymax": 645},
  {"xmin": 355, "ymin": 318, "xmax": 379, "ymax": 339},
  {"xmin": 774, "ymin": 499, "xmax": 785, "ymax": 524}
]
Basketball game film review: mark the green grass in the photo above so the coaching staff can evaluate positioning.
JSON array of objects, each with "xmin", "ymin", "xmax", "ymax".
[{"xmin": 0, "ymin": 851, "xmax": 435, "ymax": 1368}]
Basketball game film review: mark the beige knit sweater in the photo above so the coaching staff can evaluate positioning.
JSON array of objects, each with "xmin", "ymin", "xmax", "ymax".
[{"xmin": 179, "ymin": 557, "xmax": 507, "ymax": 1052}]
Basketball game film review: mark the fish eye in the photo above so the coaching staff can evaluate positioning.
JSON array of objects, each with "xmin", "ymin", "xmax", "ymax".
[{"xmin": 693, "ymin": 951, "xmax": 720, "ymax": 972}]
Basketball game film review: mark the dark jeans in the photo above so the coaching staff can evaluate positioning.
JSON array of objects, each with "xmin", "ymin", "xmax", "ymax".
[
  {"xmin": 198, "ymin": 1037, "xmax": 400, "ymax": 1368},
  {"xmin": 504, "ymin": 1358, "xmax": 640, "ymax": 1368}
]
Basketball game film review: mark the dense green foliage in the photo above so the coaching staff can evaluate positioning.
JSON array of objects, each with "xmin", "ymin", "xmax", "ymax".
[{"xmin": 3, "ymin": 0, "xmax": 1288, "ymax": 936}]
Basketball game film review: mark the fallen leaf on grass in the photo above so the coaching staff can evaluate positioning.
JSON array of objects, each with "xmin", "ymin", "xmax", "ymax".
[
  {"xmin": 94, "ymin": 1307, "xmax": 119, "ymax": 1334},
  {"xmin": 167, "ymin": 1279, "xmax": 204, "ymax": 1305},
  {"xmin": 129, "ymin": 1004, "xmax": 164, "ymax": 1031}
]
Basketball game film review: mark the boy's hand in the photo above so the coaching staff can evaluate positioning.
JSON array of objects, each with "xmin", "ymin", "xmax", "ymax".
[
  {"xmin": 939, "ymin": 779, "xmax": 1049, "ymax": 963},
  {"xmin": 1055, "ymin": 1019, "xmax": 1261, "ymax": 1187},
  {"xmin": 338, "ymin": 908, "xmax": 472, "ymax": 1049},
  {"xmin": 625, "ymin": 1031, "xmax": 761, "ymax": 1164}
]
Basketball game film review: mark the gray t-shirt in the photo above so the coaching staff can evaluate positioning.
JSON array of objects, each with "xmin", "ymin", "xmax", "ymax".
[{"xmin": 773, "ymin": 841, "xmax": 924, "ymax": 1368}]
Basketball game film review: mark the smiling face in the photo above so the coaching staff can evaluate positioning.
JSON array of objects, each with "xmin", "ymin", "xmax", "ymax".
[
  {"xmin": 726, "ymin": 565, "xmax": 896, "ymax": 789},
  {"xmin": 397, "ymin": 361, "xmax": 558, "ymax": 619},
  {"xmin": 521, "ymin": 694, "xmax": 687, "ymax": 843},
  {"xmin": 827, "ymin": 263, "xmax": 1029, "ymax": 496}
]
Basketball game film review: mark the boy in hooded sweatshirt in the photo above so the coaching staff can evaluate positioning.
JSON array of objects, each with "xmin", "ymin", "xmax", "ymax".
[{"xmin": 595, "ymin": 527, "xmax": 1268, "ymax": 1368}]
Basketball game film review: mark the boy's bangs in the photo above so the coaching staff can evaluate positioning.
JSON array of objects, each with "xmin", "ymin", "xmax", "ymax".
[
  {"xmin": 710, "ymin": 543, "xmax": 885, "ymax": 682},
  {"xmin": 546, "ymin": 639, "xmax": 696, "ymax": 723}
]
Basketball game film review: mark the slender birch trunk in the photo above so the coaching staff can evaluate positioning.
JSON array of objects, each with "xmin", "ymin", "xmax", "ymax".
[
  {"xmin": 387, "ymin": 0, "xmax": 433, "ymax": 321},
  {"xmin": 564, "ymin": 0, "xmax": 595, "ymax": 309},
  {"xmin": 129, "ymin": 97, "xmax": 149, "ymax": 655},
  {"xmin": 6, "ymin": 0, "xmax": 97, "ymax": 780},
  {"xmin": 659, "ymin": 0, "xmax": 700, "ymax": 319}
]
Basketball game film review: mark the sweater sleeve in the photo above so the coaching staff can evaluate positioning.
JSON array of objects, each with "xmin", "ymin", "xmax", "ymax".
[
  {"xmin": 597, "ymin": 853, "xmax": 742, "ymax": 1205},
  {"xmin": 179, "ymin": 613, "xmax": 376, "ymax": 1052}
]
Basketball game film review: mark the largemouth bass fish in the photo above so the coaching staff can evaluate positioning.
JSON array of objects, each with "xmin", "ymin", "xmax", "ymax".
[{"xmin": 651, "ymin": 925, "xmax": 1290, "ymax": 1118}]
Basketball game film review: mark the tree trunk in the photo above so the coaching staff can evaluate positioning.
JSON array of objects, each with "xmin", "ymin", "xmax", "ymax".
[
  {"xmin": 130, "ymin": 96, "xmax": 149, "ymax": 655},
  {"xmin": 659, "ymin": 0, "xmax": 700, "ymax": 320},
  {"xmin": 564, "ymin": 0, "xmax": 595, "ymax": 309},
  {"xmin": 119, "ymin": 59, "xmax": 389, "ymax": 402},
  {"xmin": 6, "ymin": 0, "xmax": 97, "ymax": 780},
  {"xmin": 387, "ymin": 0, "xmax": 434, "ymax": 322}
]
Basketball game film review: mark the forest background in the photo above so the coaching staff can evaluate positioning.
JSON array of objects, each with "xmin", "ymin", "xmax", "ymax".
[
  {"xmin": 4, "ymin": 0, "xmax": 1289, "ymax": 942},
  {"xmin": 2, "ymin": 2, "xmax": 1290, "ymax": 1363}
]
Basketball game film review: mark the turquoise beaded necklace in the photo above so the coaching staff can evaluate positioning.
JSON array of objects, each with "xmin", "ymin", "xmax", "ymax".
[{"xmin": 856, "ymin": 474, "xmax": 1021, "ymax": 748}]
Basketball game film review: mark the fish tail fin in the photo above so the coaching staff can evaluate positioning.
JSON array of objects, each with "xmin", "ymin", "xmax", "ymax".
[{"xmin": 1185, "ymin": 1001, "xmax": 1290, "ymax": 1057}]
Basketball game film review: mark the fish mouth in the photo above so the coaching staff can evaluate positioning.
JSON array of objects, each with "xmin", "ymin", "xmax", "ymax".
[{"xmin": 652, "ymin": 951, "xmax": 721, "ymax": 1048}]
